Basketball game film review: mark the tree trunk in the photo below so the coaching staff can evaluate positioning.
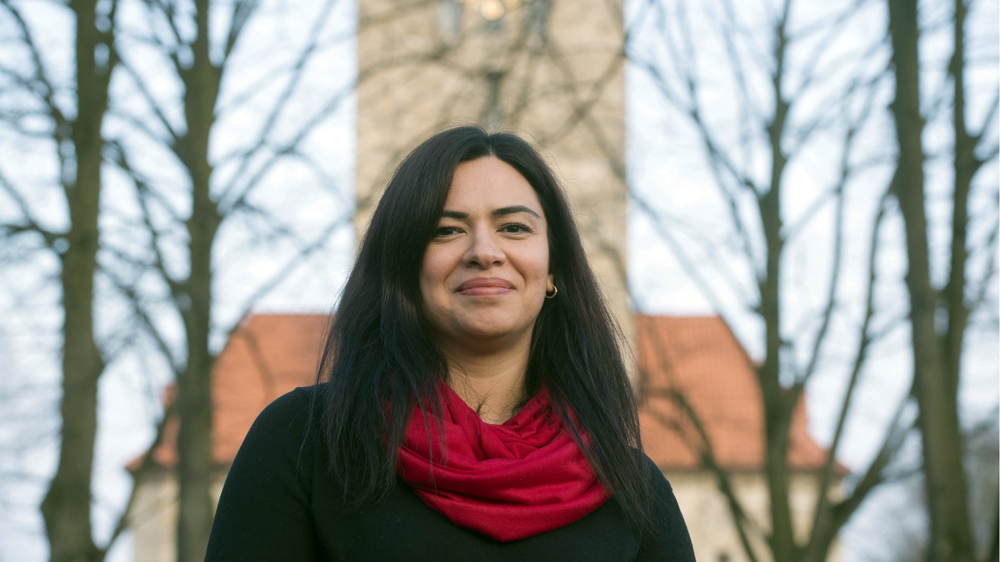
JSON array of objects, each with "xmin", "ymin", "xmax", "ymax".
[
  {"xmin": 945, "ymin": 0, "xmax": 974, "ymax": 396},
  {"xmin": 175, "ymin": 0, "xmax": 222, "ymax": 560},
  {"xmin": 760, "ymin": 179, "xmax": 795, "ymax": 562},
  {"xmin": 885, "ymin": 1, "xmax": 975, "ymax": 560},
  {"xmin": 40, "ymin": 1, "xmax": 112, "ymax": 560},
  {"xmin": 761, "ymin": 24, "xmax": 795, "ymax": 560}
]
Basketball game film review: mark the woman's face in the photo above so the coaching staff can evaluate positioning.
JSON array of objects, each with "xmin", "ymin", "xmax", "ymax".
[{"xmin": 419, "ymin": 157, "xmax": 554, "ymax": 350}]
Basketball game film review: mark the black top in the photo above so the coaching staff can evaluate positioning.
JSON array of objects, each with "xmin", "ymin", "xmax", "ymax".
[{"xmin": 205, "ymin": 386, "xmax": 696, "ymax": 561}]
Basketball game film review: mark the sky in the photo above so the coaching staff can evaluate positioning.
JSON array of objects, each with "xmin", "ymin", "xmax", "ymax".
[{"xmin": 0, "ymin": 0, "xmax": 998, "ymax": 560}]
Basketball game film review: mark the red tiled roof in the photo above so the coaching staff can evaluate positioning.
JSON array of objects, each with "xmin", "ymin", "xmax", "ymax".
[
  {"xmin": 636, "ymin": 315, "xmax": 829, "ymax": 471},
  {"xmin": 134, "ymin": 313, "xmax": 832, "ymax": 472}
]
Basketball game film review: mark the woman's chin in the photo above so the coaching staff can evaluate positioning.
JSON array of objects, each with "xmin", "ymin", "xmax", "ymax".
[{"xmin": 451, "ymin": 321, "xmax": 532, "ymax": 345}]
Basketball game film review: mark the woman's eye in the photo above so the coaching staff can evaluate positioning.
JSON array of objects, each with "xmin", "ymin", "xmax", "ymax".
[
  {"xmin": 500, "ymin": 223, "xmax": 532, "ymax": 234},
  {"xmin": 434, "ymin": 226, "xmax": 461, "ymax": 237}
]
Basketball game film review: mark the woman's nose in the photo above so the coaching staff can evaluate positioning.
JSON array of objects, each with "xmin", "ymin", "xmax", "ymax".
[{"xmin": 463, "ymin": 227, "xmax": 505, "ymax": 269}]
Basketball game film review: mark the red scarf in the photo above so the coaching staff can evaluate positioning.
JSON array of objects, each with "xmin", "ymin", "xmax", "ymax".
[{"xmin": 397, "ymin": 383, "xmax": 609, "ymax": 541}]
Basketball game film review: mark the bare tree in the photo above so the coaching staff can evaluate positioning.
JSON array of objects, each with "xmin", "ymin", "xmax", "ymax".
[
  {"xmin": 0, "ymin": 0, "xmax": 121, "ymax": 559},
  {"xmin": 621, "ymin": 0, "xmax": 925, "ymax": 560},
  {"xmin": 101, "ymin": 0, "xmax": 359, "ymax": 559},
  {"xmin": 854, "ymin": 413, "xmax": 999, "ymax": 562},
  {"xmin": 0, "ymin": 0, "xmax": 357, "ymax": 560},
  {"xmin": 101, "ymin": 0, "xmax": 348, "ymax": 561},
  {"xmin": 886, "ymin": 0, "xmax": 999, "ymax": 560},
  {"xmin": 0, "ymin": 0, "xmax": 198, "ymax": 552}
]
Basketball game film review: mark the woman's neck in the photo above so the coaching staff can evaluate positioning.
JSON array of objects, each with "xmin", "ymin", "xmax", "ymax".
[{"xmin": 438, "ymin": 336, "xmax": 532, "ymax": 425}]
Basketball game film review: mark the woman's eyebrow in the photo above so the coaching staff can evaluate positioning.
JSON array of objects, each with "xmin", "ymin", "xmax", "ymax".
[
  {"xmin": 439, "ymin": 206, "xmax": 541, "ymax": 219},
  {"xmin": 492, "ymin": 205, "xmax": 540, "ymax": 219}
]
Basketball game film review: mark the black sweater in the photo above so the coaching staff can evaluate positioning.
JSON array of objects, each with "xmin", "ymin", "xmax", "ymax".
[{"xmin": 205, "ymin": 386, "xmax": 696, "ymax": 561}]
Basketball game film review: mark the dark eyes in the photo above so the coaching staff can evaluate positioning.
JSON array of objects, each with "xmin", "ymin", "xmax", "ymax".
[
  {"xmin": 499, "ymin": 223, "xmax": 533, "ymax": 234},
  {"xmin": 433, "ymin": 223, "xmax": 533, "ymax": 237},
  {"xmin": 434, "ymin": 226, "xmax": 462, "ymax": 237}
]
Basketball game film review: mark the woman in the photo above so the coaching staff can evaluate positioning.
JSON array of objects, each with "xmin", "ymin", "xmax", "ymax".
[{"xmin": 205, "ymin": 127, "xmax": 695, "ymax": 561}]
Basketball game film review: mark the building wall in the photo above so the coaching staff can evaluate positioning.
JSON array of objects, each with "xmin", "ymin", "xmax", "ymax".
[
  {"xmin": 666, "ymin": 470, "xmax": 842, "ymax": 562},
  {"xmin": 130, "ymin": 471, "xmax": 225, "ymax": 562},
  {"xmin": 355, "ymin": 0, "xmax": 632, "ymax": 359}
]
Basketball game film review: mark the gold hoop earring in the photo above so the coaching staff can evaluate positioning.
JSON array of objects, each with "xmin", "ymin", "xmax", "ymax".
[{"xmin": 545, "ymin": 285, "xmax": 558, "ymax": 299}]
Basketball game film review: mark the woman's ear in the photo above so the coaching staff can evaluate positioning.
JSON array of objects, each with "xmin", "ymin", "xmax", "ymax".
[{"xmin": 546, "ymin": 273, "xmax": 555, "ymax": 292}]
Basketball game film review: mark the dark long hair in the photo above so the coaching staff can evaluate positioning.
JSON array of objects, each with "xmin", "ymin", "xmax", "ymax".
[{"xmin": 318, "ymin": 126, "xmax": 648, "ymax": 526}]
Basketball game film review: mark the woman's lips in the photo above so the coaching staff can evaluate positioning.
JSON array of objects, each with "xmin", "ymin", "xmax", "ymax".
[{"xmin": 456, "ymin": 277, "xmax": 515, "ymax": 296}]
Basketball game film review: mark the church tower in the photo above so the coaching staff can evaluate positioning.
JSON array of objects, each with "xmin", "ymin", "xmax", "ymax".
[{"xmin": 355, "ymin": 0, "xmax": 632, "ymax": 358}]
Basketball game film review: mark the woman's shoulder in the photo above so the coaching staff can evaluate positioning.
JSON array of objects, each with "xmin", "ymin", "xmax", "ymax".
[
  {"xmin": 208, "ymin": 385, "xmax": 327, "ymax": 559},
  {"xmin": 632, "ymin": 450, "xmax": 696, "ymax": 561},
  {"xmin": 627, "ymin": 449, "xmax": 668, "ymax": 481},
  {"xmin": 241, "ymin": 384, "xmax": 326, "ymax": 456},
  {"xmin": 260, "ymin": 384, "xmax": 324, "ymax": 412},
  {"xmin": 255, "ymin": 384, "xmax": 324, "ymax": 421},
  {"xmin": 631, "ymin": 449, "xmax": 676, "ymax": 499}
]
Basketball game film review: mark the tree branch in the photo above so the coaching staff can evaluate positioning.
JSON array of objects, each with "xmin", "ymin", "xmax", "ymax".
[
  {"xmin": 220, "ymin": 207, "xmax": 353, "ymax": 339},
  {"xmin": 98, "ymin": 262, "xmax": 182, "ymax": 376},
  {"xmin": 103, "ymin": 140, "xmax": 185, "ymax": 295},
  {"xmin": 0, "ymin": 162, "xmax": 59, "ymax": 245},
  {"xmin": 217, "ymin": 0, "xmax": 341, "ymax": 206},
  {"xmin": 804, "ymin": 191, "xmax": 889, "ymax": 553},
  {"xmin": 116, "ymin": 59, "xmax": 180, "ymax": 145},
  {"xmin": 830, "ymin": 392, "xmax": 913, "ymax": 527},
  {"xmin": 793, "ymin": 85, "xmax": 882, "ymax": 387},
  {"xmin": 222, "ymin": 0, "xmax": 261, "ymax": 62},
  {"xmin": 96, "ymin": 392, "xmax": 177, "ymax": 559},
  {"xmin": 0, "ymin": 0, "xmax": 68, "ymax": 129}
]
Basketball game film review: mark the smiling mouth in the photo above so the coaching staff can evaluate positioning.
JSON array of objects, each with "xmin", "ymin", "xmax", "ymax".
[{"xmin": 456, "ymin": 277, "xmax": 515, "ymax": 296}]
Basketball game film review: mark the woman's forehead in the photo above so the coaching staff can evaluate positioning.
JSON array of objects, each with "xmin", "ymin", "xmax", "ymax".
[{"xmin": 444, "ymin": 157, "xmax": 543, "ymax": 216}]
